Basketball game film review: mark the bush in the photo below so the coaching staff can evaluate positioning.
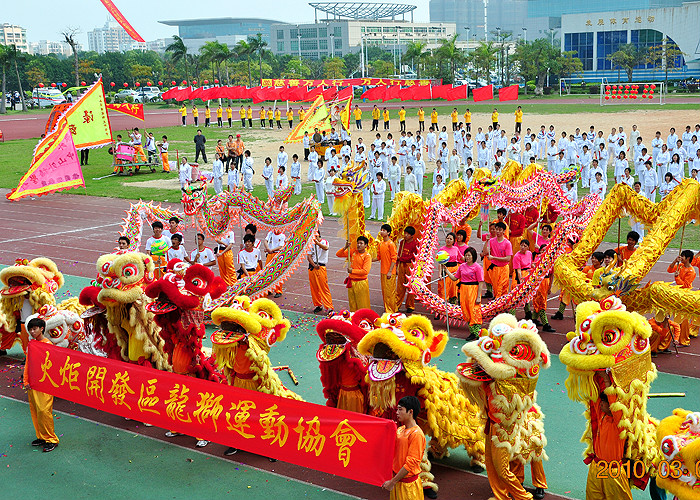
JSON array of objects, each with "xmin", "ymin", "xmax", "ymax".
[
  {"xmin": 687, "ymin": 83, "xmax": 699, "ymax": 93},
  {"xmin": 105, "ymin": 95, "xmax": 113, "ymax": 104},
  {"xmin": 125, "ymin": 96, "xmax": 134, "ymax": 103},
  {"xmin": 543, "ymin": 86, "xmax": 552, "ymax": 95},
  {"xmin": 589, "ymin": 85, "xmax": 600, "ymax": 95},
  {"xmin": 527, "ymin": 82, "xmax": 535, "ymax": 92}
]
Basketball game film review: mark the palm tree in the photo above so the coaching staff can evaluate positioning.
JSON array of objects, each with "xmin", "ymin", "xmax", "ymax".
[
  {"xmin": 403, "ymin": 41, "xmax": 427, "ymax": 78},
  {"xmin": 235, "ymin": 40, "xmax": 253, "ymax": 87},
  {"xmin": 166, "ymin": 35, "xmax": 189, "ymax": 82},
  {"xmin": 200, "ymin": 41, "xmax": 223, "ymax": 83},
  {"xmin": 436, "ymin": 34, "xmax": 463, "ymax": 83},
  {"xmin": 468, "ymin": 42, "xmax": 498, "ymax": 85},
  {"xmin": 0, "ymin": 44, "xmax": 10, "ymax": 114},
  {"xmin": 248, "ymin": 33, "xmax": 268, "ymax": 80},
  {"xmin": 7, "ymin": 44, "xmax": 27, "ymax": 111}
]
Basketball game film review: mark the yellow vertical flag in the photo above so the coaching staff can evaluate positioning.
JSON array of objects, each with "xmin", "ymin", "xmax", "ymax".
[
  {"xmin": 284, "ymin": 96, "xmax": 331, "ymax": 143},
  {"xmin": 339, "ymin": 97, "xmax": 352, "ymax": 131},
  {"xmin": 57, "ymin": 78, "xmax": 113, "ymax": 149}
]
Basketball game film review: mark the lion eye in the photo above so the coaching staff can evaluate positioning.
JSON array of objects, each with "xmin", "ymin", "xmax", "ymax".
[
  {"xmin": 510, "ymin": 343, "xmax": 535, "ymax": 361},
  {"xmin": 409, "ymin": 328, "xmax": 425, "ymax": 340},
  {"xmin": 101, "ymin": 262, "xmax": 111, "ymax": 274},
  {"xmin": 601, "ymin": 328, "xmax": 622, "ymax": 346},
  {"xmin": 122, "ymin": 263, "xmax": 138, "ymax": 279},
  {"xmin": 191, "ymin": 277, "xmax": 206, "ymax": 288},
  {"xmin": 258, "ymin": 311, "xmax": 270, "ymax": 320},
  {"xmin": 580, "ymin": 319, "xmax": 592, "ymax": 332}
]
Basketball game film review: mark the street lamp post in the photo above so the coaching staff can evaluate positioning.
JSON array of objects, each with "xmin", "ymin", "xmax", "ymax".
[
  {"xmin": 360, "ymin": 33, "xmax": 365, "ymax": 77},
  {"xmin": 296, "ymin": 25, "xmax": 301, "ymax": 59},
  {"xmin": 330, "ymin": 32, "xmax": 335, "ymax": 58},
  {"xmin": 521, "ymin": 28, "xmax": 527, "ymax": 95},
  {"xmin": 496, "ymin": 27, "xmax": 501, "ymax": 85}
]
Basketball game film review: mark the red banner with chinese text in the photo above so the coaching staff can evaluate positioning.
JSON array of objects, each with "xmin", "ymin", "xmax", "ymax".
[
  {"xmin": 26, "ymin": 342, "xmax": 395, "ymax": 486},
  {"xmin": 261, "ymin": 78, "xmax": 435, "ymax": 87},
  {"xmin": 106, "ymin": 103, "xmax": 144, "ymax": 121},
  {"xmin": 99, "ymin": 0, "xmax": 145, "ymax": 42}
]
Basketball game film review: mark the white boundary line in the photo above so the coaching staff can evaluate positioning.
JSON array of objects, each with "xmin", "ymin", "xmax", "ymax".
[
  {"xmin": 0, "ymin": 394, "xmax": 362, "ymax": 499},
  {"xmin": 0, "ymin": 223, "xmax": 120, "ymax": 244}
]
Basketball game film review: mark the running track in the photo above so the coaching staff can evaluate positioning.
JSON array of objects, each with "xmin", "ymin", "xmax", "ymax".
[
  {"xmin": 1, "ymin": 95, "xmax": 698, "ymax": 141},
  {"xmin": 0, "ymin": 190, "xmax": 697, "ymax": 499}
]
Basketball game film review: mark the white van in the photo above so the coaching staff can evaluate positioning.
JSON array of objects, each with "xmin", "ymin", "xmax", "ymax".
[{"xmin": 32, "ymin": 88, "xmax": 67, "ymax": 108}]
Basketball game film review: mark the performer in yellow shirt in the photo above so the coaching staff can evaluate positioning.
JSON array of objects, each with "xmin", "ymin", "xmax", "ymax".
[
  {"xmin": 371, "ymin": 105, "xmax": 380, "ymax": 131},
  {"xmin": 298, "ymin": 106, "xmax": 306, "ymax": 122},
  {"xmin": 382, "ymin": 108, "xmax": 390, "ymax": 131},
  {"xmin": 267, "ymin": 108, "xmax": 274, "ymax": 128},
  {"xmin": 274, "ymin": 108, "xmax": 282, "ymax": 129},
  {"xmin": 514, "ymin": 105, "xmax": 523, "ymax": 134},
  {"xmin": 417, "ymin": 107, "xmax": 425, "ymax": 132},
  {"xmin": 259, "ymin": 106, "xmax": 266, "ymax": 128},
  {"xmin": 430, "ymin": 108, "xmax": 438, "ymax": 129},
  {"xmin": 451, "ymin": 108, "xmax": 458, "ymax": 131},
  {"xmin": 216, "ymin": 105, "xmax": 223, "ymax": 128},
  {"xmin": 226, "ymin": 105, "xmax": 233, "ymax": 128},
  {"xmin": 246, "ymin": 106, "xmax": 253, "ymax": 127},
  {"xmin": 353, "ymin": 105, "xmax": 362, "ymax": 130},
  {"xmin": 464, "ymin": 108, "xmax": 472, "ymax": 132},
  {"xmin": 398, "ymin": 106, "xmax": 406, "ymax": 132},
  {"xmin": 180, "ymin": 105, "xmax": 187, "ymax": 126},
  {"xmin": 491, "ymin": 108, "xmax": 499, "ymax": 128},
  {"xmin": 204, "ymin": 105, "xmax": 211, "ymax": 127},
  {"xmin": 192, "ymin": 105, "xmax": 199, "ymax": 127},
  {"xmin": 286, "ymin": 108, "xmax": 294, "ymax": 128},
  {"xmin": 239, "ymin": 106, "xmax": 246, "ymax": 128}
]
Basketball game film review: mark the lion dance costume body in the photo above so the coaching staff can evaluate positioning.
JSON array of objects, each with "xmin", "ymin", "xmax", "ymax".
[
  {"xmin": 145, "ymin": 260, "xmax": 227, "ymax": 380},
  {"xmin": 80, "ymin": 252, "xmax": 170, "ymax": 370},
  {"xmin": 357, "ymin": 312, "xmax": 485, "ymax": 495},
  {"xmin": 655, "ymin": 409, "xmax": 700, "ymax": 499},
  {"xmin": 211, "ymin": 296, "xmax": 301, "ymax": 400},
  {"xmin": 316, "ymin": 309, "xmax": 378, "ymax": 413},
  {"xmin": 457, "ymin": 314, "xmax": 550, "ymax": 500},
  {"xmin": 560, "ymin": 296, "xmax": 660, "ymax": 499}
]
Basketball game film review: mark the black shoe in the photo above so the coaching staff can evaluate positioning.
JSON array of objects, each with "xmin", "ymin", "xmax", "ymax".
[
  {"xmin": 533, "ymin": 487, "xmax": 545, "ymax": 500},
  {"xmin": 651, "ymin": 352, "xmax": 658, "ymax": 358},
  {"xmin": 469, "ymin": 463, "xmax": 485, "ymax": 473},
  {"xmin": 0, "ymin": 349, "xmax": 7, "ymax": 356},
  {"xmin": 660, "ymin": 348, "xmax": 672, "ymax": 353},
  {"xmin": 483, "ymin": 290, "xmax": 493, "ymax": 299},
  {"xmin": 31, "ymin": 439, "xmax": 46, "ymax": 447},
  {"xmin": 313, "ymin": 306, "xmax": 323, "ymax": 313},
  {"xmin": 543, "ymin": 324, "xmax": 555, "ymax": 332},
  {"xmin": 424, "ymin": 488, "xmax": 438, "ymax": 499},
  {"xmin": 552, "ymin": 311, "xmax": 564, "ymax": 320},
  {"xmin": 42, "ymin": 442, "xmax": 58, "ymax": 453},
  {"xmin": 268, "ymin": 457, "xmax": 277, "ymax": 462},
  {"xmin": 466, "ymin": 333, "xmax": 479, "ymax": 341},
  {"xmin": 223, "ymin": 447, "xmax": 238, "ymax": 456},
  {"xmin": 524, "ymin": 311, "xmax": 532, "ymax": 320},
  {"xmin": 406, "ymin": 308, "xmax": 414, "ymax": 314},
  {"xmin": 273, "ymin": 293, "xmax": 282, "ymax": 298}
]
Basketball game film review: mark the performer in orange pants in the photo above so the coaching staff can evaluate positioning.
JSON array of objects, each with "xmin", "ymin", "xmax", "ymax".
[
  {"xmin": 307, "ymin": 232, "xmax": 333, "ymax": 314},
  {"xmin": 336, "ymin": 237, "xmax": 372, "ymax": 312},
  {"xmin": 667, "ymin": 251, "xmax": 696, "ymax": 346}
]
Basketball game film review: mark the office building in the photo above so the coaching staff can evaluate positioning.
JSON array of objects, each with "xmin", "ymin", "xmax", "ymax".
[
  {"xmin": 158, "ymin": 18, "xmax": 284, "ymax": 52},
  {"xmin": 1, "ymin": 23, "xmax": 28, "ymax": 52},
  {"xmin": 88, "ymin": 20, "xmax": 146, "ymax": 53}
]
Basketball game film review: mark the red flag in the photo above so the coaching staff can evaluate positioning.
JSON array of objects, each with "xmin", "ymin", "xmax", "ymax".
[
  {"xmin": 498, "ymin": 84, "xmax": 519, "ymax": 102},
  {"xmin": 288, "ymin": 86, "xmax": 308, "ymax": 101},
  {"xmin": 99, "ymin": 0, "xmax": 145, "ymax": 42},
  {"xmin": 106, "ymin": 103, "xmax": 144, "ymax": 121},
  {"xmin": 304, "ymin": 86, "xmax": 324, "ymax": 102},
  {"xmin": 472, "ymin": 85, "xmax": 494, "ymax": 102},
  {"xmin": 337, "ymin": 86, "xmax": 353, "ymax": 100},
  {"xmin": 410, "ymin": 85, "xmax": 432, "ymax": 101},
  {"xmin": 446, "ymin": 85, "xmax": 468, "ymax": 101},
  {"xmin": 322, "ymin": 86, "xmax": 339, "ymax": 100},
  {"xmin": 383, "ymin": 85, "xmax": 401, "ymax": 101},
  {"xmin": 432, "ymin": 84, "xmax": 452, "ymax": 100},
  {"xmin": 399, "ymin": 87, "xmax": 413, "ymax": 101}
]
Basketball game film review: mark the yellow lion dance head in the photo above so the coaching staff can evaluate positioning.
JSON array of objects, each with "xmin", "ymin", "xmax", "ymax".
[{"xmin": 656, "ymin": 409, "xmax": 700, "ymax": 498}]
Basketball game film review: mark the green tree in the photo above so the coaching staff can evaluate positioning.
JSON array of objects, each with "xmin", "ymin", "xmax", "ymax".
[
  {"xmin": 283, "ymin": 57, "xmax": 310, "ymax": 78},
  {"xmin": 78, "ymin": 58, "xmax": 100, "ymax": 82},
  {"xmin": 129, "ymin": 64, "xmax": 152, "ymax": 84},
  {"xmin": 200, "ymin": 41, "xmax": 229, "ymax": 83},
  {"xmin": 234, "ymin": 40, "xmax": 253, "ymax": 86},
  {"xmin": 403, "ymin": 41, "xmax": 427, "ymax": 78},
  {"xmin": 436, "ymin": 34, "xmax": 463, "ymax": 83},
  {"xmin": 607, "ymin": 44, "xmax": 647, "ymax": 82},
  {"xmin": 25, "ymin": 59, "xmax": 47, "ymax": 88},
  {"xmin": 0, "ymin": 44, "xmax": 9, "ymax": 113},
  {"xmin": 248, "ymin": 33, "xmax": 268, "ymax": 80},
  {"xmin": 323, "ymin": 57, "xmax": 346, "ymax": 78},
  {"xmin": 513, "ymin": 38, "xmax": 582, "ymax": 94},
  {"xmin": 369, "ymin": 60, "xmax": 395, "ymax": 78},
  {"xmin": 467, "ymin": 41, "xmax": 498, "ymax": 85},
  {"xmin": 7, "ymin": 44, "xmax": 27, "ymax": 110},
  {"xmin": 647, "ymin": 38, "xmax": 685, "ymax": 84},
  {"xmin": 166, "ymin": 35, "xmax": 189, "ymax": 82}
]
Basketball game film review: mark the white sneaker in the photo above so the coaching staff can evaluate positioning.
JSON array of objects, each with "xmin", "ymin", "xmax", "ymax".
[
  {"xmin": 143, "ymin": 422, "xmax": 152, "ymax": 427},
  {"xmin": 165, "ymin": 431, "xmax": 183, "ymax": 438},
  {"xmin": 195, "ymin": 440, "xmax": 209, "ymax": 448}
]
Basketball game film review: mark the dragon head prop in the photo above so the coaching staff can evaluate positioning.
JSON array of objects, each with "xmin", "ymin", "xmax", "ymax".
[
  {"xmin": 457, "ymin": 313, "xmax": 550, "ymax": 387},
  {"xmin": 591, "ymin": 255, "xmax": 640, "ymax": 300},
  {"xmin": 181, "ymin": 180, "xmax": 207, "ymax": 216},
  {"xmin": 315, "ymin": 309, "xmax": 377, "ymax": 363},
  {"xmin": 358, "ymin": 313, "xmax": 447, "ymax": 383},
  {"xmin": 210, "ymin": 296, "xmax": 291, "ymax": 350},
  {"xmin": 94, "ymin": 252, "xmax": 156, "ymax": 305},
  {"xmin": 656, "ymin": 409, "xmax": 700, "ymax": 498},
  {"xmin": 145, "ymin": 263, "xmax": 226, "ymax": 315},
  {"xmin": 333, "ymin": 162, "xmax": 369, "ymax": 200},
  {"xmin": 0, "ymin": 257, "xmax": 64, "ymax": 298},
  {"xmin": 26, "ymin": 304, "xmax": 85, "ymax": 349}
]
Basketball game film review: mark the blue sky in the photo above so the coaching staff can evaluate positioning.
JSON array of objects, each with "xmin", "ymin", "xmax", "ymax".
[{"xmin": 4, "ymin": 0, "xmax": 431, "ymax": 47}]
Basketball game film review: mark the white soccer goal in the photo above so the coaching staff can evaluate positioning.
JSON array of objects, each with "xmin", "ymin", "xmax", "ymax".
[{"xmin": 600, "ymin": 82, "xmax": 665, "ymax": 105}]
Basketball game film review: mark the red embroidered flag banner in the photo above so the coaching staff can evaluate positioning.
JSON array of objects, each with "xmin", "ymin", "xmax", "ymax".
[
  {"xmin": 26, "ymin": 342, "xmax": 396, "ymax": 486},
  {"xmin": 99, "ymin": 0, "xmax": 145, "ymax": 42},
  {"xmin": 498, "ymin": 84, "xmax": 519, "ymax": 102},
  {"xmin": 472, "ymin": 84, "xmax": 494, "ymax": 102},
  {"xmin": 261, "ymin": 78, "xmax": 435, "ymax": 87},
  {"xmin": 106, "ymin": 103, "xmax": 144, "ymax": 121}
]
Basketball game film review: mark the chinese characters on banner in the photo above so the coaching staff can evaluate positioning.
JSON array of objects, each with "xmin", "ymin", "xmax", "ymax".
[
  {"xmin": 27, "ymin": 342, "xmax": 396, "ymax": 486},
  {"xmin": 57, "ymin": 78, "xmax": 113, "ymax": 149},
  {"xmin": 261, "ymin": 78, "xmax": 434, "ymax": 87},
  {"xmin": 106, "ymin": 103, "xmax": 145, "ymax": 121}
]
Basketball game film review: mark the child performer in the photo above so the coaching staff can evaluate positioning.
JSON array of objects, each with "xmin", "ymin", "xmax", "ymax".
[
  {"xmin": 667, "ymin": 250, "xmax": 696, "ymax": 346},
  {"xmin": 336, "ymin": 237, "xmax": 372, "ymax": 311},
  {"xmin": 486, "ymin": 222, "xmax": 512, "ymax": 298},
  {"xmin": 23, "ymin": 317, "xmax": 60, "ymax": 452},
  {"xmin": 396, "ymin": 226, "xmax": 419, "ymax": 314},
  {"xmin": 533, "ymin": 245, "xmax": 555, "ymax": 332},
  {"xmin": 443, "ymin": 246, "xmax": 483, "ymax": 340},
  {"xmin": 512, "ymin": 239, "xmax": 534, "ymax": 319},
  {"xmin": 382, "ymin": 396, "xmax": 426, "ymax": 500}
]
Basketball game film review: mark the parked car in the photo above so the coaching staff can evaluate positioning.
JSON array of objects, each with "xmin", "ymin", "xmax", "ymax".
[
  {"xmin": 137, "ymin": 86, "xmax": 162, "ymax": 102},
  {"xmin": 114, "ymin": 89, "xmax": 143, "ymax": 103},
  {"xmin": 31, "ymin": 87, "xmax": 67, "ymax": 108}
]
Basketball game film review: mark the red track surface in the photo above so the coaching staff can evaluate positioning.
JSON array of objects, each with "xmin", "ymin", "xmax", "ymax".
[{"xmin": 1, "ymin": 189, "xmax": 698, "ymax": 498}]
